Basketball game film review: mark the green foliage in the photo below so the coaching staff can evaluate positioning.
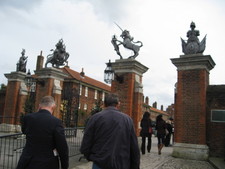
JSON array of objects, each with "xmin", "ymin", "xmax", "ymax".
[
  {"xmin": 78, "ymin": 110, "xmax": 86, "ymax": 116},
  {"xmin": 83, "ymin": 100, "xmax": 103, "ymax": 127},
  {"xmin": 0, "ymin": 83, "xmax": 6, "ymax": 91},
  {"xmin": 23, "ymin": 96, "xmax": 35, "ymax": 114},
  {"xmin": 90, "ymin": 100, "xmax": 103, "ymax": 115}
]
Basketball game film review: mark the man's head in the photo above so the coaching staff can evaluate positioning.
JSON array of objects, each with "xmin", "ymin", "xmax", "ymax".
[
  {"xmin": 104, "ymin": 93, "xmax": 119, "ymax": 107},
  {"xmin": 39, "ymin": 96, "xmax": 56, "ymax": 113}
]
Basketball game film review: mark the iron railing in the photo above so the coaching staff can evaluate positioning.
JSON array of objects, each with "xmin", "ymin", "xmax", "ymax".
[
  {"xmin": 0, "ymin": 127, "xmax": 84, "ymax": 169},
  {"xmin": 0, "ymin": 133, "xmax": 25, "ymax": 169}
]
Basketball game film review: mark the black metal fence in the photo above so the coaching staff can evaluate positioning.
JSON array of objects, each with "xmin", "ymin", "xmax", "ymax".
[
  {"xmin": 0, "ymin": 133, "xmax": 25, "ymax": 169},
  {"xmin": 0, "ymin": 127, "xmax": 84, "ymax": 169}
]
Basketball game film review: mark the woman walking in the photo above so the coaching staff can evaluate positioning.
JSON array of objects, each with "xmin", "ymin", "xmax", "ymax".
[
  {"xmin": 140, "ymin": 112, "xmax": 153, "ymax": 154},
  {"xmin": 156, "ymin": 114, "xmax": 166, "ymax": 155}
]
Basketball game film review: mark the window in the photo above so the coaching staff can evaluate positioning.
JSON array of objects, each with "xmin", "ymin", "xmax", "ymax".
[
  {"xmin": 102, "ymin": 92, "xmax": 105, "ymax": 101},
  {"xmin": 79, "ymin": 85, "xmax": 82, "ymax": 95},
  {"xmin": 94, "ymin": 90, "xmax": 97, "ymax": 99},
  {"xmin": 85, "ymin": 87, "xmax": 88, "ymax": 97},
  {"xmin": 84, "ymin": 103, "xmax": 87, "ymax": 110},
  {"xmin": 211, "ymin": 110, "xmax": 225, "ymax": 122},
  {"xmin": 79, "ymin": 103, "xmax": 81, "ymax": 109}
]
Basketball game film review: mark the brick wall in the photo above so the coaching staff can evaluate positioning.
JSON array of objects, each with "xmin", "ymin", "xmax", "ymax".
[
  {"xmin": 111, "ymin": 72, "xmax": 135, "ymax": 117},
  {"xmin": 206, "ymin": 85, "xmax": 225, "ymax": 158},
  {"xmin": 35, "ymin": 78, "xmax": 54, "ymax": 111},
  {"xmin": 0, "ymin": 90, "xmax": 6, "ymax": 118},
  {"xmin": 4, "ymin": 81, "xmax": 20, "ymax": 123},
  {"xmin": 175, "ymin": 69, "xmax": 208, "ymax": 144}
]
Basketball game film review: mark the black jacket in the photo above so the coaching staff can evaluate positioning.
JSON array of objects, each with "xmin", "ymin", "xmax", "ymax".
[
  {"xmin": 16, "ymin": 109, "xmax": 69, "ymax": 169},
  {"xmin": 156, "ymin": 120, "xmax": 166, "ymax": 137},
  {"xmin": 80, "ymin": 106, "xmax": 140, "ymax": 169},
  {"xmin": 140, "ymin": 118, "xmax": 152, "ymax": 137}
]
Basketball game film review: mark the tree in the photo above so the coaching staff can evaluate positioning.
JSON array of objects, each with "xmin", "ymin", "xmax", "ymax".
[
  {"xmin": 84, "ymin": 100, "xmax": 103, "ymax": 127},
  {"xmin": 23, "ymin": 93, "xmax": 35, "ymax": 114},
  {"xmin": 0, "ymin": 83, "xmax": 6, "ymax": 91},
  {"xmin": 90, "ymin": 99, "xmax": 103, "ymax": 116}
]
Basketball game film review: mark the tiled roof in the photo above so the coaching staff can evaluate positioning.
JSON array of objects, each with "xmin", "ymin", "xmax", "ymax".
[
  {"xmin": 62, "ymin": 67, "xmax": 111, "ymax": 92},
  {"xmin": 150, "ymin": 107, "xmax": 169, "ymax": 116}
]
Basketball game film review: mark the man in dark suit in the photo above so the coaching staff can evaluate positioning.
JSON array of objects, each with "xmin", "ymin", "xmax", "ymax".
[
  {"xmin": 16, "ymin": 96, "xmax": 69, "ymax": 169},
  {"xmin": 80, "ymin": 93, "xmax": 140, "ymax": 169}
]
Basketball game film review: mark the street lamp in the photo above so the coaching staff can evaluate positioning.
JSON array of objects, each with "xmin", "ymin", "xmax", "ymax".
[
  {"xmin": 24, "ymin": 69, "xmax": 33, "ymax": 89},
  {"xmin": 104, "ymin": 60, "xmax": 114, "ymax": 84},
  {"xmin": 24, "ymin": 70, "xmax": 37, "ymax": 114},
  {"xmin": 104, "ymin": 60, "xmax": 123, "ymax": 84},
  {"xmin": 24, "ymin": 69, "xmax": 45, "ymax": 89}
]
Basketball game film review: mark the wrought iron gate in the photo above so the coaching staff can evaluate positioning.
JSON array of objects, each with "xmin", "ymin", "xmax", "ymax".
[{"xmin": 61, "ymin": 82, "xmax": 79, "ymax": 128}]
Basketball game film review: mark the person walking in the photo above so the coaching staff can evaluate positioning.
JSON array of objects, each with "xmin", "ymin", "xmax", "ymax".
[
  {"xmin": 156, "ymin": 114, "xmax": 166, "ymax": 155},
  {"xmin": 140, "ymin": 112, "xmax": 152, "ymax": 154},
  {"xmin": 16, "ymin": 96, "xmax": 69, "ymax": 169},
  {"xmin": 80, "ymin": 93, "xmax": 140, "ymax": 169},
  {"xmin": 165, "ymin": 120, "xmax": 173, "ymax": 147}
]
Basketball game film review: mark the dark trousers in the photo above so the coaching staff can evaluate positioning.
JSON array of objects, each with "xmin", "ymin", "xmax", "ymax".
[
  {"xmin": 157, "ymin": 134, "xmax": 165, "ymax": 145},
  {"xmin": 141, "ymin": 135, "xmax": 152, "ymax": 154},
  {"xmin": 165, "ymin": 133, "xmax": 171, "ymax": 146}
]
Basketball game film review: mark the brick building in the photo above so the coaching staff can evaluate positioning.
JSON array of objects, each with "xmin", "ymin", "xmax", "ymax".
[
  {"xmin": 143, "ymin": 97, "xmax": 170, "ymax": 123},
  {"xmin": 61, "ymin": 67, "xmax": 111, "ymax": 126},
  {"xmin": 206, "ymin": 85, "xmax": 225, "ymax": 158}
]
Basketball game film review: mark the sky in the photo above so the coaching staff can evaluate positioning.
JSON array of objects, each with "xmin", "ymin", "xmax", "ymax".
[{"xmin": 1, "ymin": 0, "xmax": 225, "ymax": 109}]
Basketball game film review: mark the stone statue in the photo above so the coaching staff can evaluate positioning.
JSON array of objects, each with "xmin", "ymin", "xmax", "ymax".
[
  {"xmin": 181, "ymin": 22, "xmax": 206, "ymax": 55},
  {"xmin": 16, "ymin": 49, "xmax": 28, "ymax": 73},
  {"xmin": 45, "ymin": 39, "xmax": 69, "ymax": 68},
  {"xmin": 111, "ymin": 35, "xmax": 122, "ymax": 59},
  {"xmin": 112, "ymin": 23, "xmax": 143, "ymax": 59}
]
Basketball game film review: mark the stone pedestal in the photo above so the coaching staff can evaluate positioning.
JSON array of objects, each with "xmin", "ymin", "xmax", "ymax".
[
  {"xmin": 111, "ymin": 59, "xmax": 148, "ymax": 135},
  {"xmin": 2, "ymin": 71, "xmax": 28, "ymax": 132},
  {"xmin": 171, "ymin": 54, "xmax": 215, "ymax": 160},
  {"xmin": 35, "ymin": 67, "xmax": 68, "ymax": 119}
]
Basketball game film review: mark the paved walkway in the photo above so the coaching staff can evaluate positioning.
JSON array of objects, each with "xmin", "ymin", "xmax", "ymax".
[{"xmin": 70, "ymin": 137, "xmax": 221, "ymax": 169}]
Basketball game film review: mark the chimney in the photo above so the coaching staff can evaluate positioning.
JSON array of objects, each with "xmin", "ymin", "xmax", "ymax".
[
  {"xmin": 36, "ymin": 51, "xmax": 44, "ymax": 71},
  {"xmin": 145, "ymin": 96, "xmax": 149, "ymax": 105},
  {"xmin": 152, "ymin": 101, "xmax": 157, "ymax": 108},
  {"xmin": 161, "ymin": 105, "xmax": 164, "ymax": 111}
]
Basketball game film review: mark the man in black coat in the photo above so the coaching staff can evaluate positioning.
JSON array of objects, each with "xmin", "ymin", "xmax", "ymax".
[
  {"xmin": 16, "ymin": 96, "xmax": 69, "ymax": 169},
  {"xmin": 80, "ymin": 93, "xmax": 140, "ymax": 169}
]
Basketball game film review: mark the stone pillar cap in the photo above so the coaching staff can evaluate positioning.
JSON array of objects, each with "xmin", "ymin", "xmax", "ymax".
[
  {"xmin": 4, "ymin": 71, "xmax": 27, "ymax": 81},
  {"xmin": 35, "ymin": 67, "xmax": 68, "ymax": 81},
  {"xmin": 171, "ymin": 54, "xmax": 215, "ymax": 71},
  {"xmin": 111, "ymin": 58, "xmax": 148, "ymax": 76}
]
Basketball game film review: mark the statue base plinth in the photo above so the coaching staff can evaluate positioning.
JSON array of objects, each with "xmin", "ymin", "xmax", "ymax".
[
  {"xmin": 0, "ymin": 123, "xmax": 21, "ymax": 133},
  {"xmin": 172, "ymin": 143, "xmax": 209, "ymax": 161}
]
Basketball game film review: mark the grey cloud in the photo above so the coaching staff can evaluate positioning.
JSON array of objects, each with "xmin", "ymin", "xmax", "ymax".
[
  {"xmin": 75, "ymin": 0, "xmax": 130, "ymax": 22},
  {"xmin": 0, "ymin": 0, "xmax": 43, "ymax": 10}
]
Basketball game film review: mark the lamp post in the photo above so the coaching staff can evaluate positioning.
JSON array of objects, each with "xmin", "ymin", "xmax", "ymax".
[
  {"xmin": 24, "ymin": 70, "xmax": 36, "ymax": 114},
  {"xmin": 24, "ymin": 69, "xmax": 45, "ymax": 114},
  {"xmin": 74, "ymin": 68, "xmax": 85, "ymax": 128}
]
